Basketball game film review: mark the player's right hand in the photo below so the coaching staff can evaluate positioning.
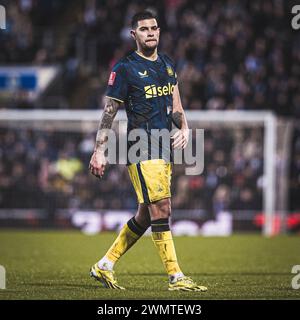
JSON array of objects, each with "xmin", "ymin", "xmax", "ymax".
[{"xmin": 89, "ymin": 150, "xmax": 107, "ymax": 178}]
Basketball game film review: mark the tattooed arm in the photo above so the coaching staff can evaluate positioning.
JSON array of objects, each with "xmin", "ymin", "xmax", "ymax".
[
  {"xmin": 171, "ymin": 83, "xmax": 189, "ymax": 149},
  {"xmin": 89, "ymin": 97, "xmax": 121, "ymax": 178}
]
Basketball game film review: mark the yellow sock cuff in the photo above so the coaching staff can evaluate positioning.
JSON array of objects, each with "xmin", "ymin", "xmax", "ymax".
[
  {"xmin": 124, "ymin": 224, "xmax": 141, "ymax": 240},
  {"xmin": 152, "ymin": 230, "xmax": 172, "ymax": 241}
]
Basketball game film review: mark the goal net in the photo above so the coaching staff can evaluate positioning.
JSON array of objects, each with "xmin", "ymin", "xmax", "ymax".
[{"xmin": 0, "ymin": 109, "xmax": 292, "ymax": 236}]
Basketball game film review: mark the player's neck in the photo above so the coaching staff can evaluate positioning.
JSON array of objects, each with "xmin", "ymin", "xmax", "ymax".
[{"xmin": 135, "ymin": 49, "xmax": 158, "ymax": 61}]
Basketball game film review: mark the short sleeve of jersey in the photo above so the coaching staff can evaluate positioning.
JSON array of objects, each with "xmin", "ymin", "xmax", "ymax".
[{"xmin": 106, "ymin": 62, "xmax": 128, "ymax": 103}]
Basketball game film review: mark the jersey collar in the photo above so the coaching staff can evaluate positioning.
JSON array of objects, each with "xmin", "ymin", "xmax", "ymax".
[{"xmin": 134, "ymin": 50, "xmax": 159, "ymax": 62}]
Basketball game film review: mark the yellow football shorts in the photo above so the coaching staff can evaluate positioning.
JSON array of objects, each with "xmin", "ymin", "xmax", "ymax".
[{"xmin": 127, "ymin": 159, "xmax": 172, "ymax": 204}]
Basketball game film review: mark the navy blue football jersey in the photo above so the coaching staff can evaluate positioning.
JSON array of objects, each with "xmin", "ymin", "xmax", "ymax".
[{"xmin": 106, "ymin": 51, "xmax": 177, "ymax": 163}]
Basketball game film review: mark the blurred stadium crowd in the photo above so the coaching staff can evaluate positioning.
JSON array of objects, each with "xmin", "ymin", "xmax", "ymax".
[
  {"xmin": 0, "ymin": 0, "xmax": 299, "ymax": 219},
  {"xmin": 1, "ymin": 0, "xmax": 299, "ymax": 114},
  {"xmin": 0, "ymin": 127, "xmax": 263, "ymax": 218}
]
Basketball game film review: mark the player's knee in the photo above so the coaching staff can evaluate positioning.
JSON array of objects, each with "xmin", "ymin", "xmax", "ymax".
[
  {"xmin": 160, "ymin": 199, "xmax": 171, "ymax": 218},
  {"xmin": 151, "ymin": 198, "xmax": 171, "ymax": 220},
  {"xmin": 135, "ymin": 205, "xmax": 151, "ymax": 228},
  {"xmin": 135, "ymin": 213, "xmax": 151, "ymax": 229}
]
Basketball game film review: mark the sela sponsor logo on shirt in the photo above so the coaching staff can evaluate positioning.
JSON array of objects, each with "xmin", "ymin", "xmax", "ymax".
[
  {"xmin": 108, "ymin": 72, "xmax": 116, "ymax": 86},
  {"xmin": 144, "ymin": 83, "xmax": 175, "ymax": 99},
  {"xmin": 138, "ymin": 70, "xmax": 149, "ymax": 78}
]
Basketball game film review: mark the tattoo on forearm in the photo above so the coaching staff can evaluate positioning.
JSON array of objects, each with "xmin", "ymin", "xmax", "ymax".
[
  {"xmin": 95, "ymin": 98, "xmax": 120, "ymax": 151},
  {"xmin": 172, "ymin": 111, "xmax": 183, "ymax": 129}
]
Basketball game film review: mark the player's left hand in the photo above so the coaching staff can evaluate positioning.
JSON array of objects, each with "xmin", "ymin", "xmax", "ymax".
[
  {"xmin": 89, "ymin": 150, "xmax": 107, "ymax": 179},
  {"xmin": 172, "ymin": 128, "xmax": 189, "ymax": 149}
]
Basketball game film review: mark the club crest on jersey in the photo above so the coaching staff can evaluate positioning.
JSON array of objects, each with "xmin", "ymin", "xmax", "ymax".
[
  {"xmin": 138, "ymin": 70, "xmax": 148, "ymax": 78},
  {"xmin": 166, "ymin": 66, "xmax": 174, "ymax": 76},
  {"xmin": 108, "ymin": 72, "xmax": 116, "ymax": 85}
]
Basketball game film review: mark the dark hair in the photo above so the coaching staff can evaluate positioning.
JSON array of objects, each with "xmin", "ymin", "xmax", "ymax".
[{"xmin": 131, "ymin": 10, "xmax": 158, "ymax": 29}]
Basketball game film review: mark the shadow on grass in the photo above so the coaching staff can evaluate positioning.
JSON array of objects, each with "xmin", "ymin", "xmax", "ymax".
[
  {"xmin": 124, "ymin": 272, "xmax": 289, "ymax": 276},
  {"xmin": 23, "ymin": 281, "xmax": 168, "ymax": 292},
  {"xmin": 23, "ymin": 282, "xmax": 100, "ymax": 290}
]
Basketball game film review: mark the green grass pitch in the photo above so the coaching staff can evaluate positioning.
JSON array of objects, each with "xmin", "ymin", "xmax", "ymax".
[{"xmin": 0, "ymin": 230, "xmax": 299, "ymax": 300}]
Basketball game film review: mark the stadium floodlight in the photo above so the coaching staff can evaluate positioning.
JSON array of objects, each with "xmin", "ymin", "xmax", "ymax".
[{"xmin": 0, "ymin": 109, "xmax": 291, "ymax": 236}]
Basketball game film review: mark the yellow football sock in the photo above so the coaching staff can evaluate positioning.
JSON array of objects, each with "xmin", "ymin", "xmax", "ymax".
[
  {"xmin": 105, "ymin": 219, "xmax": 145, "ymax": 263},
  {"xmin": 152, "ymin": 230, "xmax": 182, "ymax": 275}
]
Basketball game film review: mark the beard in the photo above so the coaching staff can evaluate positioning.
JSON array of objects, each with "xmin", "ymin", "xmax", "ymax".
[{"xmin": 142, "ymin": 39, "xmax": 158, "ymax": 52}]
